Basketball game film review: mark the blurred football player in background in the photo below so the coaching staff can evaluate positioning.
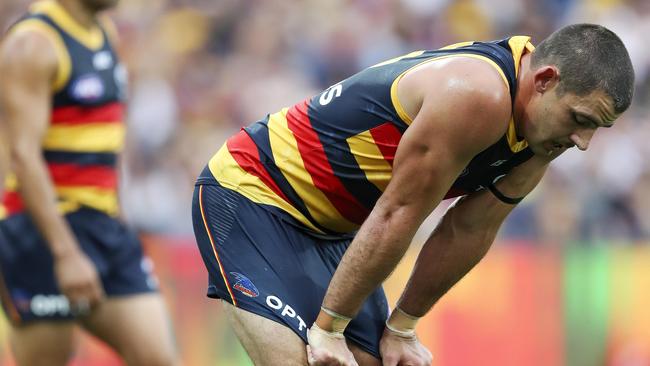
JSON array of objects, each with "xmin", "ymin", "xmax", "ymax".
[{"xmin": 0, "ymin": 1, "xmax": 178, "ymax": 365}]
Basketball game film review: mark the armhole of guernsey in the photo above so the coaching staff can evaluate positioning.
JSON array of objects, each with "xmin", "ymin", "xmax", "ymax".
[
  {"xmin": 506, "ymin": 36, "xmax": 534, "ymax": 153},
  {"xmin": 8, "ymin": 19, "xmax": 71, "ymax": 92},
  {"xmin": 390, "ymin": 53, "xmax": 510, "ymax": 126}
]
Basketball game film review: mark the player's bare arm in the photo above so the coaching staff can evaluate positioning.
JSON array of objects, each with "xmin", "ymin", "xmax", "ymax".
[
  {"xmin": 378, "ymin": 155, "xmax": 548, "ymax": 366},
  {"xmin": 395, "ymin": 154, "xmax": 549, "ymax": 317},
  {"xmin": 0, "ymin": 30, "xmax": 104, "ymax": 310},
  {"xmin": 307, "ymin": 58, "xmax": 513, "ymax": 365}
]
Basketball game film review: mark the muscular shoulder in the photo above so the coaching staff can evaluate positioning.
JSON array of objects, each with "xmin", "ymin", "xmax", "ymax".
[
  {"xmin": 397, "ymin": 57, "xmax": 512, "ymax": 159},
  {"xmin": 0, "ymin": 28, "xmax": 58, "ymax": 80},
  {"xmin": 400, "ymin": 56, "xmax": 511, "ymax": 127}
]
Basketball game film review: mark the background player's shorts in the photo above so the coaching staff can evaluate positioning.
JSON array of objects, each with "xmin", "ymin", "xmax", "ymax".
[
  {"xmin": 0, "ymin": 208, "xmax": 158, "ymax": 325},
  {"xmin": 192, "ymin": 182, "xmax": 389, "ymax": 358}
]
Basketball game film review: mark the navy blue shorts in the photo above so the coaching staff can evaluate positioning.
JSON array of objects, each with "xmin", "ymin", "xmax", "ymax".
[
  {"xmin": 0, "ymin": 208, "xmax": 157, "ymax": 325},
  {"xmin": 192, "ymin": 182, "xmax": 389, "ymax": 358}
]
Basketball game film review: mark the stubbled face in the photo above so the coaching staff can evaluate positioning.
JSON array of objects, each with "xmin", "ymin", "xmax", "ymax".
[
  {"xmin": 82, "ymin": 0, "xmax": 119, "ymax": 11},
  {"xmin": 521, "ymin": 87, "xmax": 619, "ymax": 157}
]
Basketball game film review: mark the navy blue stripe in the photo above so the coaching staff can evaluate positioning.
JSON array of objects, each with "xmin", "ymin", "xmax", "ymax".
[
  {"xmin": 245, "ymin": 120, "xmax": 340, "ymax": 235},
  {"xmin": 43, "ymin": 151, "xmax": 116, "ymax": 167}
]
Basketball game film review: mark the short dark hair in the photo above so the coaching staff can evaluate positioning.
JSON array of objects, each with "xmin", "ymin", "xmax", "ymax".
[{"xmin": 531, "ymin": 23, "xmax": 635, "ymax": 114}]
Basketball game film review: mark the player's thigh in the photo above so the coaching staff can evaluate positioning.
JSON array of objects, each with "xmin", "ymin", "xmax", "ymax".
[
  {"xmin": 222, "ymin": 300, "xmax": 308, "ymax": 366},
  {"xmin": 80, "ymin": 293, "xmax": 178, "ymax": 366},
  {"xmin": 223, "ymin": 301, "xmax": 381, "ymax": 366},
  {"xmin": 10, "ymin": 321, "xmax": 76, "ymax": 366}
]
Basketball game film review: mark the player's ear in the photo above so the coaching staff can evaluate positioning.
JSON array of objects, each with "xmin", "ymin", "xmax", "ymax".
[{"xmin": 533, "ymin": 66, "xmax": 560, "ymax": 94}]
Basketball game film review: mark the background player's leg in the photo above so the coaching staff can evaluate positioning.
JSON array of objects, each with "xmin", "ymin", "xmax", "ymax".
[
  {"xmin": 10, "ymin": 322, "xmax": 75, "ymax": 366},
  {"xmin": 80, "ymin": 294, "xmax": 179, "ymax": 366}
]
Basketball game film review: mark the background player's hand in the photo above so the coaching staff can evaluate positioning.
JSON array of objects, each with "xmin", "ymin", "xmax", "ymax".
[
  {"xmin": 307, "ymin": 324, "xmax": 359, "ymax": 366},
  {"xmin": 380, "ymin": 327, "xmax": 432, "ymax": 366},
  {"xmin": 54, "ymin": 249, "xmax": 105, "ymax": 315}
]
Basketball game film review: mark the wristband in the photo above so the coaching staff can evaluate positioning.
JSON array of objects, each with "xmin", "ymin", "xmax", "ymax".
[
  {"xmin": 310, "ymin": 322, "xmax": 345, "ymax": 339},
  {"xmin": 320, "ymin": 306, "xmax": 352, "ymax": 333},
  {"xmin": 487, "ymin": 183, "xmax": 525, "ymax": 204},
  {"xmin": 385, "ymin": 307, "xmax": 420, "ymax": 338},
  {"xmin": 385, "ymin": 321, "xmax": 417, "ymax": 339}
]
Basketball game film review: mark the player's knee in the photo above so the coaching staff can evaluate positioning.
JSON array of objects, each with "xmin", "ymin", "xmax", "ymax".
[
  {"xmin": 11, "ymin": 325, "xmax": 75, "ymax": 366},
  {"xmin": 121, "ymin": 346, "xmax": 178, "ymax": 366},
  {"xmin": 11, "ymin": 340, "xmax": 74, "ymax": 366}
]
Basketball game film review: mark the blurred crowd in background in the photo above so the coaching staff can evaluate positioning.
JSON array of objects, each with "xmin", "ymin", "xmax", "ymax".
[{"xmin": 2, "ymin": 0, "xmax": 649, "ymax": 244}]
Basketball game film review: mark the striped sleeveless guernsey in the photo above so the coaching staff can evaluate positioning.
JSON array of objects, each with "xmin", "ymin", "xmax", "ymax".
[
  {"xmin": 1, "ymin": 0, "xmax": 126, "ymax": 219},
  {"xmin": 198, "ymin": 37, "xmax": 536, "ymax": 235}
]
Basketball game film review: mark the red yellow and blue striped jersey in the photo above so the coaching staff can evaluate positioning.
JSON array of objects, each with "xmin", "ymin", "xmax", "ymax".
[
  {"xmin": 198, "ymin": 37, "xmax": 536, "ymax": 235},
  {"xmin": 1, "ymin": 0, "xmax": 126, "ymax": 219}
]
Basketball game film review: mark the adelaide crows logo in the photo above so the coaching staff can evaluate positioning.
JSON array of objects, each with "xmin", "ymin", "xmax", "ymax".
[{"xmin": 230, "ymin": 272, "xmax": 259, "ymax": 298}]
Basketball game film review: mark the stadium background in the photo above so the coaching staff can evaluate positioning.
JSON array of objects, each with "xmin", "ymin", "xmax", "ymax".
[{"xmin": 1, "ymin": 0, "xmax": 649, "ymax": 365}]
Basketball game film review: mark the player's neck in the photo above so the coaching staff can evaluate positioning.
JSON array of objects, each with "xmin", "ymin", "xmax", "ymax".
[{"xmin": 56, "ymin": 0, "xmax": 98, "ymax": 30}]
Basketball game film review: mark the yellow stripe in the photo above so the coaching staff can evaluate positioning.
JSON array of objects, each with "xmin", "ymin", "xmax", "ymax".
[
  {"xmin": 391, "ymin": 53, "xmax": 511, "ymax": 126},
  {"xmin": 198, "ymin": 186, "xmax": 237, "ymax": 306},
  {"xmin": 208, "ymin": 144, "xmax": 325, "ymax": 234},
  {"xmin": 55, "ymin": 186, "xmax": 118, "ymax": 216},
  {"xmin": 505, "ymin": 118, "xmax": 528, "ymax": 153},
  {"xmin": 508, "ymin": 36, "xmax": 534, "ymax": 78},
  {"xmin": 346, "ymin": 131, "xmax": 392, "ymax": 192},
  {"xmin": 4, "ymin": 173, "xmax": 18, "ymax": 191},
  {"xmin": 30, "ymin": 0, "xmax": 105, "ymax": 50},
  {"xmin": 43, "ymin": 123, "xmax": 125, "ymax": 152},
  {"xmin": 505, "ymin": 36, "xmax": 534, "ymax": 153},
  {"xmin": 267, "ymin": 109, "xmax": 358, "ymax": 233},
  {"xmin": 8, "ymin": 19, "xmax": 71, "ymax": 92}
]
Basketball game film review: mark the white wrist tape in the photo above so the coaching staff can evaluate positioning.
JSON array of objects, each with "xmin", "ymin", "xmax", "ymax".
[
  {"xmin": 320, "ymin": 306, "xmax": 352, "ymax": 333},
  {"xmin": 385, "ymin": 321, "xmax": 417, "ymax": 339},
  {"xmin": 310, "ymin": 322, "xmax": 345, "ymax": 339},
  {"xmin": 385, "ymin": 307, "xmax": 420, "ymax": 338}
]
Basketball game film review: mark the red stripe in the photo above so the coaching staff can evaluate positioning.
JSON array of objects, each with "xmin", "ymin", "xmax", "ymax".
[
  {"xmin": 287, "ymin": 100, "xmax": 367, "ymax": 224},
  {"xmin": 51, "ymin": 102, "xmax": 124, "ymax": 125},
  {"xmin": 227, "ymin": 130, "xmax": 291, "ymax": 203},
  {"xmin": 47, "ymin": 163, "xmax": 117, "ymax": 189},
  {"xmin": 2, "ymin": 191, "xmax": 24, "ymax": 216},
  {"xmin": 369, "ymin": 122, "xmax": 402, "ymax": 167}
]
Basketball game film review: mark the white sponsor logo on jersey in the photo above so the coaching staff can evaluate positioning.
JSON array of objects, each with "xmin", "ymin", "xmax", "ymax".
[{"xmin": 71, "ymin": 74, "xmax": 105, "ymax": 101}]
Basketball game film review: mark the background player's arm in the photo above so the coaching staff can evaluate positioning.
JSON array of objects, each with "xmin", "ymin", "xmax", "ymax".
[
  {"xmin": 315, "ymin": 59, "xmax": 512, "ymax": 327},
  {"xmin": 0, "ymin": 30, "xmax": 104, "ymax": 308},
  {"xmin": 0, "ymin": 120, "xmax": 7, "ymax": 197}
]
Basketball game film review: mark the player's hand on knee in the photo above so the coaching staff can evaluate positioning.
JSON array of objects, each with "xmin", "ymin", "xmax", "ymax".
[
  {"xmin": 54, "ymin": 249, "xmax": 105, "ymax": 315},
  {"xmin": 307, "ymin": 324, "xmax": 359, "ymax": 366},
  {"xmin": 379, "ymin": 326, "xmax": 432, "ymax": 366}
]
